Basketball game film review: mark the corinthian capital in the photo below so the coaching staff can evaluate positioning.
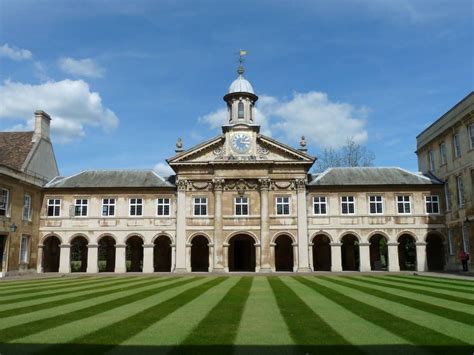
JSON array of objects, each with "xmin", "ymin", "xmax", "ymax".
[
  {"xmin": 258, "ymin": 178, "xmax": 271, "ymax": 190},
  {"xmin": 213, "ymin": 178, "xmax": 225, "ymax": 190},
  {"xmin": 177, "ymin": 179, "xmax": 188, "ymax": 191},
  {"xmin": 294, "ymin": 178, "xmax": 306, "ymax": 190}
]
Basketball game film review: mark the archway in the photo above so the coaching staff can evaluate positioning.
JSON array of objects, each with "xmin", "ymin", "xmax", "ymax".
[
  {"xmin": 426, "ymin": 233, "xmax": 445, "ymax": 271},
  {"xmin": 312, "ymin": 234, "xmax": 331, "ymax": 271},
  {"xmin": 191, "ymin": 235, "xmax": 209, "ymax": 272},
  {"xmin": 398, "ymin": 234, "xmax": 416, "ymax": 271},
  {"xmin": 126, "ymin": 235, "xmax": 143, "ymax": 272},
  {"xmin": 70, "ymin": 236, "xmax": 88, "ymax": 272},
  {"xmin": 42, "ymin": 236, "xmax": 61, "ymax": 272},
  {"xmin": 154, "ymin": 235, "xmax": 172, "ymax": 272},
  {"xmin": 341, "ymin": 234, "xmax": 359, "ymax": 271},
  {"xmin": 275, "ymin": 235, "xmax": 293, "ymax": 271},
  {"xmin": 98, "ymin": 236, "xmax": 116, "ymax": 272},
  {"xmin": 229, "ymin": 234, "xmax": 256, "ymax": 272},
  {"xmin": 369, "ymin": 234, "xmax": 388, "ymax": 271}
]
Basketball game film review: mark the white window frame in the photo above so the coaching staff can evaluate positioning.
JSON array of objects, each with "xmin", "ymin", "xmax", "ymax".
[
  {"xmin": 439, "ymin": 142, "xmax": 447, "ymax": 165},
  {"xmin": 469, "ymin": 123, "xmax": 474, "ymax": 150},
  {"xmin": 396, "ymin": 195, "xmax": 411, "ymax": 215},
  {"xmin": 0, "ymin": 188, "xmax": 9, "ymax": 217},
  {"xmin": 74, "ymin": 198, "xmax": 88, "ymax": 217},
  {"xmin": 340, "ymin": 196, "xmax": 355, "ymax": 215},
  {"xmin": 453, "ymin": 133, "xmax": 461, "ymax": 158},
  {"xmin": 428, "ymin": 150, "xmax": 435, "ymax": 171},
  {"xmin": 275, "ymin": 196, "xmax": 291, "ymax": 216},
  {"xmin": 129, "ymin": 198, "xmax": 143, "ymax": 217},
  {"xmin": 47, "ymin": 199, "xmax": 61, "ymax": 217},
  {"xmin": 425, "ymin": 195, "xmax": 440, "ymax": 215},
  {"xmin": 447, "ymin": 228, "xmax": 454, "ymax": 256},
  {"xmin": 23, "ymin": 194, "xmax": 32, "ymax": 221},
  {"xmin": 157, "ymin": 197, "xmax": 171, "ymax": 216},
  {"xmin": 19, "ymin": 235, "xmax": 30, "ymax": 264},
  {"xmin": 456, "ymin": 175, "xmax": 465, "ymax": 208},
  {"xmin": 102, "ymin": 198, "xmax": 116, "ymax": 217},
  {"xmin": 313, "ymin": 196, "xmax": 327, "ymax": 215},
  {"xmin": 368, "ymin": 195, "xmax": 384, "ymax": 215},
  {"xmin": 235, "ymin": 196, "xmax": 249, "ymax": 216},
  {"xmin": 193, "ymin": 197, "xmax": 208, "ymax": 216}
]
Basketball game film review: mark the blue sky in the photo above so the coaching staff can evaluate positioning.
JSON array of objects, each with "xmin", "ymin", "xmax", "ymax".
[{"xmin": 0, "ymin": 0, "xmax": 472, "ymax": 176}]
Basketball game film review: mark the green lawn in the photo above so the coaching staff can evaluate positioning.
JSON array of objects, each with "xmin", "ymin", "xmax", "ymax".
[{"xmin": 0, "ymin": 275, "xmax": 472, "ymax": 354}]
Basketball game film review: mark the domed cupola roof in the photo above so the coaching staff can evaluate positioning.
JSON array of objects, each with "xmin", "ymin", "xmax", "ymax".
[{"xmin": 228, "ymin": 64, "xmax": 255, "ymax": 94}]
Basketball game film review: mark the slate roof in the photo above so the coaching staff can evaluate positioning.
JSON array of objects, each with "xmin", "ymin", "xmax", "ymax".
[
  {"xmin": 0, "ymin": 131, "xmax": 34, "ymax": 171},
  {"xmin": 308, "ymin": 167, "xmax": 443, "ymax": 186},
  {"xmin": 46, "ymin": 170, "xmax": 175, "ymax": 188}
]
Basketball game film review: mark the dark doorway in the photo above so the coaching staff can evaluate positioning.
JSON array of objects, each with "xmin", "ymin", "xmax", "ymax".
[
  {"xmin": 191, "ymin": 235, "xmax": 209, "ymax": 272},
  {"xmin": 369, "ymin": 234, "xmax": 388, "ymax": 271},
  {"xmin": 0, "ymin": 235, "xmax": 7, "ymax": 272},
  {"xmin": 398, "ymin": 234, "xmax": 416, "ymax": 271},
  {"xmin": 229, "ymin": 234, "xmax": 256, "ymax": 272},
  {"xmin": 341, "ymin": 234, "xmax": 359, "ymax": 271},
  {"xmin": 98, "ymin": 236, "xmax": 116, "ymax": 272},
  {"xmin": 312, "ymin": 234, "xmax": 331, "ymax": 271},
  {"xmin": 275, "ymin": 235, "xmax": 293, "ymax": 271},
  {"xmin": 426, "ymin": 233, "xmax": 445, "ymax": 271},
  {"xmin": 126, "ymin": 236, "xmax": 143, "ymax": 272},
  {"xmin": 43, "ymin": 236, "xmax": 61, "ymax": 272},
  {"xmin": 154, "ymin": 235, "xmax": 172, "ymax": 272},
  {"xmin": 70, "ymin": 236, "xmax": 88, "ymax": 272}
]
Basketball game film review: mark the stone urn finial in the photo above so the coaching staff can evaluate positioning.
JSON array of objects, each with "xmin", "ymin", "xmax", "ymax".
[
  {"xmin": 175, "ymin": 137, "xmax": 184, "ymax": 153},
  {"xmin": 299, "ymin": 136, "xmax": 307, "ymax": 152}
]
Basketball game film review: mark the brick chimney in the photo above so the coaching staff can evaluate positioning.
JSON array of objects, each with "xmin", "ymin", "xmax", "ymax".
[{"xmin": 33, "ymin": 110, "xmax": 51, "ymax": 142}]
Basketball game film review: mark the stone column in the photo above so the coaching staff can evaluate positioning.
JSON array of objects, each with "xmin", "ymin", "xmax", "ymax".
[
  {"xmin": 293, "ymin": 243, "xmax": 299, "ymax": 272},
  {"xmin": 255, "ymin": 243, "xmax": 261, "ymax": 272},
  {"xmin": 330, "ymin": 242, "xmax": 342, "ymax": 272},
  {"xmin": 259, "ymin": 178, "xmax": 272, "ymax": 272},
  {"xmin": 175, "ymin": 180, "xmax": 187, "ymax": 272},
  {"xmin": 115, "ymin": 244, "xmax": 127, "ymax": 273},
  {"xmin": 213, "ymin": 178, "xmax": 224, "ymax": 271},
  {"xmin": 308, "ymin": 243, "xmax": 314, "ymax": 271},
  {"xmin": 37, "ymin": 244, "xmax": 44, "ymax": 273},
  {"xmin": 223, "ymin": 243, "xmax": 229, "ymax": 272},
  {"xmin": 58, "ymin": 244, "xmax": 70, "ymax": 273},
  {"xmin": 208, "ymin": 243, "xmax": 214, "ymax": 272},
  {"xmin": 171, "ymin": 244, "xmax": 176, "ymax": 272},
  {"xmin": 269, "ymin": 243, "xmax": 276, "ymax": 272},
  {"xmin": 416, "ymin": 242, "xmax": 427, "ymax": 272},
  {"xmin": 86, "ymin": 244, "xmax": 99, "ymax": 273},
  {"xmin": 143, "ymin": 244, "xmax": 154, "ymax": 273},
  {"xmin": 387, "ymin": 242, "xmax": 400, "ymax": 272},
  {"xmin": 185, "ymin": 243, "xmax": 192, "ymax": 272},
  {"xmin": 359, "ymin": 243, "xmax": 371, "ymax": 272},
  {"xmin": 296, "ymin": 179, "xmax": 310, "ymax": 272}
]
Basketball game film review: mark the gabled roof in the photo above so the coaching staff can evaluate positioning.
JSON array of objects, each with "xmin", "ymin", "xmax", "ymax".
[
  {"xmin": 167, "ymin": 135, "xmax": 224, "ymax": 164},
  {"xmin": 46, "ymin": 170, "xmax": 175, "ymax": 188},
  {"xmin": 308, "ymin": 167, "xmax": 443, "ymax": 186},
  {"xmin": 258, "ymin": 134, "xmax": 315, "ymax": 162},
  {"xmin": 0, "ymin": 131, "xmax": 34, "ymax": 171}
]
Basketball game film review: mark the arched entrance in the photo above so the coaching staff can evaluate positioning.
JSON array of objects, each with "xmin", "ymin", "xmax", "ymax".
[
  {"xmin": 275, "ymin": 235, "xmax": 293, "ymax": 271},
  {"xmin": 426, "ymin": 233, "xmax": 445, "ymax": 271},
  {"xmin": 70, "ymin": 236, "xmax": 88, "ymax": 272},
  {"xmin": 312, "ymin": 234, "xmax": 331, "ymax": 271},
  {"xmin": 398, "ymin": 234, "xmax": 416, "ymax": 271},
  {"xmin": 154, "ymin": 235, "xmax": 172, "ymax": 272},
  {"xmin": 42, "ymin": 236, "xmax": 61, "ymax": 272},
  {"xmin": 229, "ymin": 234, "xmax": 256, "ymax": 272},
  {"xmin": 191, "ymin": 235, "xmax": 209, "ymax": 272},
  {"xmin": 369, "ymin": 234, "xmax": 388, "ymax": 271},
  {"xmin": 126, "ymin": 235, "xmax": 143, "ymax": 272},
  {"xmin": 341, "ymin": 234, "xmax": 359, "ymax": 271},
  {"xmin": 98, "ymin": 236, "xmax": 116, "ymax": 272}
]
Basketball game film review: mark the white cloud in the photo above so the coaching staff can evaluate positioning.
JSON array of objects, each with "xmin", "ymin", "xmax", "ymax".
[
  {"xmin": 58, "ymin": 57, "xmax": 105, "ymax": 78},
  {"xmin": 199, "ymin": 91, "xmax": 368, "ymax": 149},
  {"xmin": 0, "ymin": 43, "xmax": 32, "ymax": 61},
  {"xmin": 153, "ymin": 162, "xmax": 174, "ymax": 177},
  {"xmin": 0, "ymin": 79, "xmax": 118, "ymax": 143}
]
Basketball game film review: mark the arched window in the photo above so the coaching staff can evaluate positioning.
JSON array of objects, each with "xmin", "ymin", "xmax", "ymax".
[{"xmin": 238, "ymin": 101, "xmax": 244, "ymax": 119}]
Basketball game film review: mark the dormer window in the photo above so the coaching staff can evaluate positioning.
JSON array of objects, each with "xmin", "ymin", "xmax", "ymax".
[{"xmin": 238, "ymin": 101, "xmax": 244, "ymax": 119}]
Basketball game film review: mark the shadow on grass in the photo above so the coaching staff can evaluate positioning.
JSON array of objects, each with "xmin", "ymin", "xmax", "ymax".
[{"xmin": 0, "ymin": 343, "xmax": 472, "ymax": 355}]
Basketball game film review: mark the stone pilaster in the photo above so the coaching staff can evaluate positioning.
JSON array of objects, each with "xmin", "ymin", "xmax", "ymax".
[
  {"xmin": 86, "ymin": 244, "xmax": 99, "ymax": 273},
  {"xmin": 58, "ymin": 244, "xmax": 71, "ymax": 273},
  {"xmin": 296, "ymin": 178, "xmax": 310, "ymax": 272},
  {"xmin": 293, "ymin": 242, "xmax": 299, "ymax": 272},
  {"xmin": 213, "ymin": 178, "xmax": 224, "ymax": 272},
  {"xmin": 143, "ymin": 244, "xmax": 154, "ymax": 273},
  {"xmin": 171, "ymin": 243, "xmax": 176, "ymax": 272},
  {"xmin": 308, "ymin": 243, "xmax": 314, "ymax": 271},
  {"xmin": 416, "ymin": 242, "xmax": 427, "ymax": 272},
  {"xmin": 330, "ymin": 242, "xmax": 342, "ymax": 272},
  {"xmin": 37, "ymin": 244, "xmax": 44, "ymax": 273},
  {"xmin": 269, "ymin": 243, "xmax": 276, "ymax": 272},
  {"xmin": 223, "ymin": 243, "xmax": 229, "ymax": 272},
  {"xmin": 208, "ymin": 243, "xmax": 214, "ymax": 272},
  {"xmin": 255, "ymin": 243, "xmax": 261, "ymax": 272},
  {"xmin": 175, "ymin": 180, "xmax": 187, "ymax": 272},
  {"xmin": 259, "ymin": 178, "xmax": 271, "ymax": 272},
  {"xmin": 358, "ymin": 242, "xmax": 371, "ymax": 272},
  {"xmin": 387, "ymin": 242, "xmax": 400, "ymax": 272},
  {"xmin": 185, "ymin": 243, "xmax": 192, "ymax": 272},
  {"xmin": 115, "ymin": 244, "xmax": 127, "ymax": 273}
]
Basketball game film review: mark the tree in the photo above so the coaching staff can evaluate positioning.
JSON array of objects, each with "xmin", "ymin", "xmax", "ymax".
[{"xmin": 313, "ymin": 138, "xmax": 375, "ymax": 172}]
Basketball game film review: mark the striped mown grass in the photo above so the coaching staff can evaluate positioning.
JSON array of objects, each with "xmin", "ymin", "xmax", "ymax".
[{"xmin": 0, "ymin": 275, "xmax": 472, "ymax": 355}]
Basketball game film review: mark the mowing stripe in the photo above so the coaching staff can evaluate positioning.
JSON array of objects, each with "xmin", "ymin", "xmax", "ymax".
[
  {"xmin": 0, "ymin": 277, "xmax": 161, "ymax": 318},
  {"xmin": 375, "ymin": 276, "xmax": 473, "ymax": 295},
  {"xmin": 0, "ymin": 277, "xmax": 106, "ymax": 296},
  {"xmin": 234, "ymin": 277, "xmax": 294, "ymax": 348},
  {"xmin": 351, "ymin": 276, "xmax": 474, "ymax": 306},
  {"xmin": 0, "ymin": 276, "xmax": 92, "ymax": 293},
  {"xmin": 269, "ymin": 277, "xmax": 359, "ymax": 354},
  {"xmin": 386, "ymin": 275, "xmax": 474, "ymax": 289},
  {"xmin": 322, "ymin": 277, "xmax": 474, "ymax": 326},
  {"xmin": 0, "ymin": 277, "xmax": 197, "ymax": 343},
  {"xmin": 172, "ymin": 276, "xmax": 253, "ymax": 351},
  {"xmin": 38, "ymin": 277, "xmax": 227, "ymax": 355},
  {"xmin": 0, "ymin": 276, "xmax": 70, "ymax": 288},
  {"xmin": 296, "ymin": 277, "xmax": 471, "ymax": 352}
]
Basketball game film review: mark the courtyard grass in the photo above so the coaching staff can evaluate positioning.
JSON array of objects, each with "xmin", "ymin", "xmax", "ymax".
[{"xmin": 0, "ymin": 275, "xmax": 472, "ymax": 354}]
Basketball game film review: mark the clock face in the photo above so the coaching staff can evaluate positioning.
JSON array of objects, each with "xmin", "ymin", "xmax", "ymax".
[{"xmin": 231, "ymin": 133, "xmax": 251, "ymax": 154}]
